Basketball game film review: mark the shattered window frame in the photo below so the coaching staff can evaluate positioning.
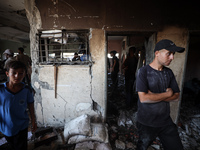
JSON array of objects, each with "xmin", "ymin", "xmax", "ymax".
[{"xmin": 36, "ymin": 29, "xmax": 90, "ymax": 65}]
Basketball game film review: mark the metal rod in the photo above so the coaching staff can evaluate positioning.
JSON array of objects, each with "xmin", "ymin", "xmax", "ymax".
[{"xmin": 54, "ymin": 65, "xmax": 58, "ymax": 98}]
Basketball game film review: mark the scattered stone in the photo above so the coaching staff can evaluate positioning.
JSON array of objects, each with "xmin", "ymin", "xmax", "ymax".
[
  {"xmin": 126, "ymin": 142, "xmax": 136, "ymax": 149},
  {"xmin": 115, "ymin": 140, "xmax": 125, "ymax": 149}
]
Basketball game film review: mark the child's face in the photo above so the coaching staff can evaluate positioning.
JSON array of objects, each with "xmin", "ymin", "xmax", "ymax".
[{"xmin": 6, "ymin": 68, "xmax": 25, "ymax": 84}]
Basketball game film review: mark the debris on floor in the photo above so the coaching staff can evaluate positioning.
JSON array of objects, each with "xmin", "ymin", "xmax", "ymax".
[
  {"xmin": 75, "ymin": 141, "xmax": 112, "ymax": 150},
  {"xmin": 106, "ymin": 74, "xmax": 200, "ymax": 150},
  {"xmin": 1, "ymin": 75, "xmax": 200, "ymax": 150},
  {"xmin": 34, "ymin": 127, "xmax": 58, "ymax": 148},
  {"xmin": 64, "ymin": 114, "xmax": 92, "ymax": 143}
]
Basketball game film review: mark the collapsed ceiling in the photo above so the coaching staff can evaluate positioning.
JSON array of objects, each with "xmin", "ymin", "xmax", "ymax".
[{"xmin": 0, "ymin": 0, "xmax": 30, "ymax": 43}]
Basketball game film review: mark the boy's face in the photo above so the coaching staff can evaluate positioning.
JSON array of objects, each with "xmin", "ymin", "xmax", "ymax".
[{"xmin": 6, "ymin": 68, "xmax": 25, "ymax": 84}]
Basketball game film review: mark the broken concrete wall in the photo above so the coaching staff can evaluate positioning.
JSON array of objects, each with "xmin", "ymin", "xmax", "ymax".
[
  {"xmin": 33, "ymin": 30, "xmax": 106, "ymax": 126},
  {"xmin": 25, "ymin": 0, "xmax": 106, "ymax": 126},
  {"xmin": 34, "ymin": 65, "xmax": 101, "ymax": 126},
  {"xmin": 157, "ymin": 26, "xmax": 189, "ymax": 123}
]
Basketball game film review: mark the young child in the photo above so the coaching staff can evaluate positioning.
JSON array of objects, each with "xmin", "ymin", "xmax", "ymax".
[{"xmin": 0, "ymin": 60, "xmax": 37, "ymax": 150}]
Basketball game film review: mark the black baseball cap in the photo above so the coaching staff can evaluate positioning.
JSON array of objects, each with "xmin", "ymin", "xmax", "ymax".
[{"xmin": 154, "ymin": 39, "xmax": 185, "ymax": 53}]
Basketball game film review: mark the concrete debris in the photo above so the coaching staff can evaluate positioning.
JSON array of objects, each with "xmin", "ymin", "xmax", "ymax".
[
  {"xmin": 0, "ymin": 137, "xmax": 6, "ymax": 146},
  {"xmin": 115, "ymin": 140, "xmax": 126, "ymax": 149},
  {"xmin": 63, "ymin": 114, "xmax": 110, "ymax": 149},
  {"xmin": 178, "ymin": 85, "xmax": 200, "ymax": 150},
  {"xmin": 68, "ymin": 123, "xmax": 109, "ymax": 144},
  {"xmin": 33, "ymin": 127, "xmax": 58, "ymax": 148},
  {"xmin": 75, "ymin": 141, "xmax": 112, "ymax": 150},
  {"xmin": 117, "ymin": 110, "xmax": 135, "ymax": 127},
  {"xmin": 151, "ymin": 144, "xmax": 160, "ymax": 150},
  {"xmin": 64, "ymin": 114, "xmax": 92, "ymax": 142},
  {"xmin": 117, "ymin": 111, "xmax": 126, "ymax": 127},
  {"xmin": 126, "ymin": 142, "xmax": 136, "ymax": 149}
]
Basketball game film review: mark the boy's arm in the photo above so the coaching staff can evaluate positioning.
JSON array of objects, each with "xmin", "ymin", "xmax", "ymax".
[
  {"xmin": 138, "ymin": 88, "xmax": 174, "ymax": 103},
  {"xmin": 28, "ymin": 103, "xmax": 37, "ymax": 132}
]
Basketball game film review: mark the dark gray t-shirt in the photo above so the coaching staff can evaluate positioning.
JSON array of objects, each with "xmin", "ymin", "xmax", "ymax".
[{"xmin": 136, "ymin": 65, "xmax": 180, "ymax": 127}]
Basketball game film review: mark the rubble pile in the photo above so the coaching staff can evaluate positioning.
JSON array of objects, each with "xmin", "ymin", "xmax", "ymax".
[
  {"xmin": 178, "ymin": 104, "xmax": 200, "ymax": 150},
  {"xmin": 178, "ymin": 78, "xmax": 200, "ymax": 150}
]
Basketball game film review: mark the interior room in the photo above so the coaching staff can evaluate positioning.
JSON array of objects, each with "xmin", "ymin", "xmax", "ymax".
[{"xmin": 0, "ymin": 0, "xmax": 200, "ymax": 150}]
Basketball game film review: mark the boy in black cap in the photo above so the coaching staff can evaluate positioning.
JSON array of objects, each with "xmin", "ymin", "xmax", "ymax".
[{"xmin": 136, "ymin": 39, "xmax": 184, "ymax": 150}]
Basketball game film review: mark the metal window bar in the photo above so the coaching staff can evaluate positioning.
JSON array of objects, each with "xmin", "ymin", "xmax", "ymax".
[
  {"xmin": 44, "ymin": 38, "xmax": 49, "ymax": 62},
  {"xmin": 36, "ymin": 30, "xmax": 89, "ymax": 64}
]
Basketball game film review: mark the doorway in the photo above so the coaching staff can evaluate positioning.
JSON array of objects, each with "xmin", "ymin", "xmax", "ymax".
[
  {"xmin": 106, "ymin": 32, "xmax": 155, "ymax": 113},
  {"xmin": 105, "ymin": 31, "xmax": 155, "ymax": 148}
]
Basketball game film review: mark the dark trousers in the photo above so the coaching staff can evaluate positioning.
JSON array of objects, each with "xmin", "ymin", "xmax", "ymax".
[
  {"xmin": 125, "ymin": 79, "xmax": 134, "ymax": 107},
  {"xmin": 5, "ymin": 128, "xmax": 28, "ymax": 150},
  {"xmin": 111, "ymin": 71, "xmax": 118, "ymax": 90},
  {"xmin": 136, "ymin": 122, "xmax": 183, "ymax": 150}
]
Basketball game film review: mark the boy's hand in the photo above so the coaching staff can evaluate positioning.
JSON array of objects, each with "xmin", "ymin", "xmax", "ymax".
[{"xmin": 31, "ymin": 121, "xmax": 37, "ymax": 133}]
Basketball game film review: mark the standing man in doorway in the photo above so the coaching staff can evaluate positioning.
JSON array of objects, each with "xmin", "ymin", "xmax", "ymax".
[
  {"xmin": 122, "ymin": 47, "xmax": 138, "ymax": 109},
  {"xmin": 136, "ymin": 39, "xmax": 184, "ymax": 150},
  {"xmin": 110, "ymin": 50, "xmax": 119, "ymax": 91}
]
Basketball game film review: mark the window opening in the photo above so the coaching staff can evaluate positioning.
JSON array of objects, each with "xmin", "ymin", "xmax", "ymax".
[{"xmin": 36, "ymin": 29, "xmax": 90, "ymax": 65}]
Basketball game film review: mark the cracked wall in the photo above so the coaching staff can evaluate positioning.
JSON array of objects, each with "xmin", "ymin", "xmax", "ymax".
[
  {"xmin": 34, "ymin": 65, "xmax": 101, "ymax": 126},
  {"xmin": 31, "ymin": 29, "xmax": 106, "ymax": 126},
  {"xmin": 24, "ymin": 0, "xmax": 106, "ymax": 126}
]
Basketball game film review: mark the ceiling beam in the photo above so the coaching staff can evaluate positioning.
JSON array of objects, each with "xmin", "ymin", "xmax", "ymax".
[
  {"xmin": 0, "ymin": 33, "xmax": 29, "ymax": 43},
  {"xmin": 0, "ymin": 16, "xmax": 29, "ymax": 33}
]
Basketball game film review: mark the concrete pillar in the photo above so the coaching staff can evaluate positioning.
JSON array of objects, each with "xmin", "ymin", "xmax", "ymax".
[
  {"xmin": 157, "ymin": 26, "xmax": 189, "ymax": 123},
  {"xmin": 89, "ymin": 29, "xmax": 107, "ymax": 122},
  {"xmin": 24, "ymin": 0, "xmax": 41, "ymax": 65}
]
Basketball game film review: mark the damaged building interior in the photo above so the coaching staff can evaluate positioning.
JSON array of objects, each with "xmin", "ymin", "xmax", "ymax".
[{"xmin": 1, "ymin": 0, "xmax": 200, "ymax": 150}]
